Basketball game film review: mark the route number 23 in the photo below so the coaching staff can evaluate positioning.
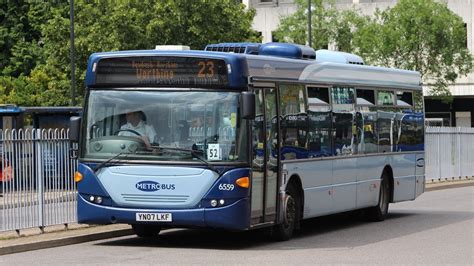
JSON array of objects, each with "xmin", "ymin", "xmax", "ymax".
[{"xmin": 198, "ymin": 61, "xmax": 215, "ymax": 78}]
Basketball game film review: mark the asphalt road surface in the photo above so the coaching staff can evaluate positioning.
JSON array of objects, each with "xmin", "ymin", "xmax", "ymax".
[{"xmin": 1, "ymin": 186, "xmax": 473, "ymax": 265}]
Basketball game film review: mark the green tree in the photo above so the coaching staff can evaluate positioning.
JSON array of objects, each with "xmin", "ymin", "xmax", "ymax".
[
  {"xmin": 0, "ymin": 0, "xmax": 258, "ymax": 106},
  {"xmin": 273, "ymin": 0, "xmax": 338, "ymax": 49},
  {"xmin": 330, "ymin": 9, "xmax": 372, "ymax": 52},
  {"xmin": 148, "ymin": 0, "xmax": 257, "ymax": 49},
  {"xmin": 275, "ymin": 0, "xmax": 472, "ymax": 98},
  {"xmin": 0, "ymin": 2, "xmax": 50, "ymax": 77},
  {"xmin": 355, "ymin": 0, "xmax": 472, "ymax": 97},
  {"xmin": 273, "ymin": 0, "xmax": 371, "ymax": 52}
]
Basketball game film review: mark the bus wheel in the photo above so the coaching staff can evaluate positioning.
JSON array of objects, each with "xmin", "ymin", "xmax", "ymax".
[
  {"xmin": 271, "ymin": 184, "xmax": 300, "ymax": 241},
  {"xmin": 132, "ymin": 224, "xmax": 161, "ymax": 238},
  {"xmin": 365, "ymin": 173, "xmax": 390, "ymax": 221}
]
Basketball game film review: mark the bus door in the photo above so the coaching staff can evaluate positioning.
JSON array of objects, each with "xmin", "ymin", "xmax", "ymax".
[{"xmin": 250, "ymin": 87, "xmax": 279, "ymax": 226}]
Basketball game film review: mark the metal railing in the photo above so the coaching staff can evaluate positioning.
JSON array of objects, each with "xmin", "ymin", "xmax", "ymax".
[
  {"xmin": 0, "ymin": 129, "xmax": 77, "ymax": 233},
  {"xmin": 425, "ymin": 126, "xmax": 474, "ymax": 181}
]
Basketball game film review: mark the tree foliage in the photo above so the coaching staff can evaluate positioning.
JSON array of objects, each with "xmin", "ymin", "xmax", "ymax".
[
  {"xmin": 0, "ymin": 0, "xmax": 258, "ymax": 106},
  {"xmin": 356, "ymin": 0, "xmax": 472, "ymax": 97},
  {"xmin": 0, "ymin": 2, "xmax": 49, "ymax": 77},
  {"xmin": 275, "ymin": 0, "xmax": 472, "ymax": 98},
  {"xmin": 273, "ymin": 0, "xmax": 337, "ymax": 49}
]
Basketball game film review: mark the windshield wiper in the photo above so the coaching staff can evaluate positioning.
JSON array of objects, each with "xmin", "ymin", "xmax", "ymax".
[
  {"xmin": 94, "ymin": 152, "xmax": 129, "ymax": 172},
  {"xmin": 149, "ymin": 145, "xmax": 220, "ymax": 174}
]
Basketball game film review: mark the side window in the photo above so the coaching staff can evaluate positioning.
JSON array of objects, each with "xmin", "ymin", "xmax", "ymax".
[
  {"xmin": 308, "ymin": 87, "xmax": 330, "ymax": 106},
  {"xmin": 377, "ymin": 110, "xmax": 395, "ymax": 153},
  {"xmin": 377, "ymin": 90, "xmax": 394, "ymax": 106},
  {"xmin": 396, "ymin": 91, "xmax": 413, "ymax": 107},
  {"xmin": 355, "ymin": 89, "xmax": 376, "ymax": 154},
  {"xmin": 307, "ymin": 87, "xmax": 332, "ymax": 157},
  {"xmin": 280, "ymin": 84, "xmax": 307, "ymax": 160},
  {"xmin": 376, "ymin": 90, "xmax": 395, "ymax": 153},
  {"xmin": 393, "ymin": 90, "xmax": 423, "ymax": 152},
  {"xmin": 356, "ymin": 89, "xmax": 375, "ymax": 106},
  {"xmin": 397, "ymin": 112, "xmax": 424, "ymax": 151},
  {"xmin": 357, "ymin": 107, "xmax": 378, "ymax": 154},
  {"xmin": 332, "ymin": 87, "xmax": 355, "ymax": 108},
  {"xmin": 252, "ymin": 90, "xmax": 265, "ymax": 164},
  {"xmin": 332, "ymin": 87, "xmax": 355, "ymax": 156}
]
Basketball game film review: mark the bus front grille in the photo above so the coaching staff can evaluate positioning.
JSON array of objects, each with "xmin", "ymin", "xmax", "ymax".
[{"xmin": 121, "ymin": 194, "xmax": 189, "ymax": 203}]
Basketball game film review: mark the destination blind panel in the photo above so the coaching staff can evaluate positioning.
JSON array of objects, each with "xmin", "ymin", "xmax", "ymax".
[{"xmin": 95, "ymin": 56, "xmax": 228, "ymax": 86}]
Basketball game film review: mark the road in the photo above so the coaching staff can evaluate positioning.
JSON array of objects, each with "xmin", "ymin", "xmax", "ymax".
[{"xmin": 1, "ymin": 186, "xmax": 473, "ymax": 264}]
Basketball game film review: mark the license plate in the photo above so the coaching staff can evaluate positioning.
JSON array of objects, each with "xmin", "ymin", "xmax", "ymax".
[{"xmin": 136, "ymin": 212, "xmax": 172, "ymax": 222}]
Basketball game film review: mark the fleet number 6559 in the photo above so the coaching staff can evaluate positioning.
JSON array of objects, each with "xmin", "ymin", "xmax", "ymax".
[{"xmin": 218, "ymin": 183, "xmax": 234, "ymax": 191}]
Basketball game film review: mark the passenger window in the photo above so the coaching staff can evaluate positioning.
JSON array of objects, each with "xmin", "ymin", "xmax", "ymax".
[
  {"xmin": 308, "ymin": 87, "xmax": 330, "ymax": 106},
  {"xmin": 280, "ymin": 84, "xmax": 308, "ymax": 160},
  {"xmin": 332, "ymin": 87, "xmax": 355, "ymax": 109},
  {"xmin": 332, "ymin": 87, "xmax": 355, "ymax": 156},
  {"xmin": 377, "ymin": 110, "xmax": 395, "ymax": 152},
  {"xmin": 356, "ymin": 89, "xmax": 375, "ymax": 105},
  {"xmin": 397, "ymin": 112, "xmax": 424, "ymax": 151},
  {"xmin": 306, "ymin": 87, "xmax": 332, "ymax": 157},
  {"xmin": 377, "ymin": 90, "xmax": 394, "ymax": 106},
  {"xmin": 355, "ymin": 107, "xmax": 378, "ymax": 154},
  {"xmin": 396, "ymin": 91, "xmax": 413, "ymax": 107}
]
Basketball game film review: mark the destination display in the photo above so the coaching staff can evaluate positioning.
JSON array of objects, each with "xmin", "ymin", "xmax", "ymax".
[{"xmin": 95, "ymin": 56, "xmax": 228, "ymax": 86}]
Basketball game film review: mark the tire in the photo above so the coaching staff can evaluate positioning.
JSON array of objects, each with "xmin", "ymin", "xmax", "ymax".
[
  {"xmin": 271, "ymin": 184, "xmax": 300, "ymax": 241},
  {"xmin": 365, "ymin": 172, "xmax": 390, "ymax": 221},
  {"xmin": 132, "ymin": 224, "xmax": 161, "ymax": 238}
]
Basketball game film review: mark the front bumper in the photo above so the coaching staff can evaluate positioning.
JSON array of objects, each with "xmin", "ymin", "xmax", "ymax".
[{"xmin": 77, "ymin": 194, "xmax": 250, "ymax": 230}]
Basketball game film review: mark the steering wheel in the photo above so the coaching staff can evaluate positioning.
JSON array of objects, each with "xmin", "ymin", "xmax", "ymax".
[{"xmin": 114, "ymin": 129, "xmax": 142, "ymax": 136}]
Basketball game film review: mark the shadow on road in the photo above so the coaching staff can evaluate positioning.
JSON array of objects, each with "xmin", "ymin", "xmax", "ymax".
[{"xmin": 96, "ymin": 208, "xmax": 473, "ymax": 250}]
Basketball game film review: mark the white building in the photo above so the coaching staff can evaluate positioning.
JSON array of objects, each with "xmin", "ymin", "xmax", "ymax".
[{"xmin": 247, "ymin": 0, "xmax": 474, "ymax": 127}]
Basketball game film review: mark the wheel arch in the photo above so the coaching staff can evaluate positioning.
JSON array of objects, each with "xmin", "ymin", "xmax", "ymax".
[
  {"xmin": 286, "ymin": 174, "xmax": 304, "ymax": 221},
  {"xmin": 382, "ymin": 165, "xmax": 394, "ymax": 203}
]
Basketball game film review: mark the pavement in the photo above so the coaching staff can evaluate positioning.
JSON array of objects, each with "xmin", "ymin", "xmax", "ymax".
[{"xmin": 0, "ymin": 178, "xmax": 472, "ymax": 256}]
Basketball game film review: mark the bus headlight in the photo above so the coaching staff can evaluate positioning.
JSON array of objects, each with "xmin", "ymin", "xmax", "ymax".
[
  {"xmin": 88, "ymin": 195, "xmax": 103, "ymax": 204},
  {"xmin": 95, "ymin": 196, "xmax": 103, "ymax": 204}
]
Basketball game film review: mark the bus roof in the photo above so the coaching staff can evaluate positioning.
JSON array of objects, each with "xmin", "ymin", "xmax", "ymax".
[
  {"xmin": 85, "ymin": 46, "xmax": 421, "ymax": 91},
  {"xmin": 244, "ymin": 55, "xmax": 420, "ymax": 90}
]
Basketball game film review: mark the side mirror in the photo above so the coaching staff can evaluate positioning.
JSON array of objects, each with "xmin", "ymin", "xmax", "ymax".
[
  {"xmin": 69, "ymin": 116, "xmax": 82, "ymax": 142},
  {"xmin": 240, "ymin": 91, "xmax": 256, "ymax": 120}
]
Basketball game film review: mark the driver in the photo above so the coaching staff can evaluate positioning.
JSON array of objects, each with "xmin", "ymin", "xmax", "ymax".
[{"xmin": 118, "ymin": 111, "xmax": 157, "ymax": 148}]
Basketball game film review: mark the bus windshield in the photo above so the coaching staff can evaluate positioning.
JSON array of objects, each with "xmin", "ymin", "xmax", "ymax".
[{"xmin": 83, "ymin": 89, "xmax": 248, "ymax": 163}]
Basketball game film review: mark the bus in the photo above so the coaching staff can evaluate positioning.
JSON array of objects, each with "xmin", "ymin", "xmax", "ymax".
[{"xmin": 70, "ymin": 42, "xmax": 425, "ymax": 240}]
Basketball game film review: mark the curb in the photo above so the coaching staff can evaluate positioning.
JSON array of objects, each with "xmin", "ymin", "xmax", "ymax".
[
  {"xmin": 425, "ymin": 181, "xmax": 474, "ymax": 192},
  {"xmin": 0, "ymin": 228, "xmax": 134, "ymax": 256}
]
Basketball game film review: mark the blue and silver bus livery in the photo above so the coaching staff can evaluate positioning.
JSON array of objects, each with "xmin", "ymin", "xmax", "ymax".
[{"xmin": 70, "ymin": 42, "xmax": 425, "ymax": 241}]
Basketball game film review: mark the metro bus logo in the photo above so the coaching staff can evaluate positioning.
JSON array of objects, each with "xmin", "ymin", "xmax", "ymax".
[{"xmin": 136, "ymin": 181, "xmax": 175, "ymax": 192}]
